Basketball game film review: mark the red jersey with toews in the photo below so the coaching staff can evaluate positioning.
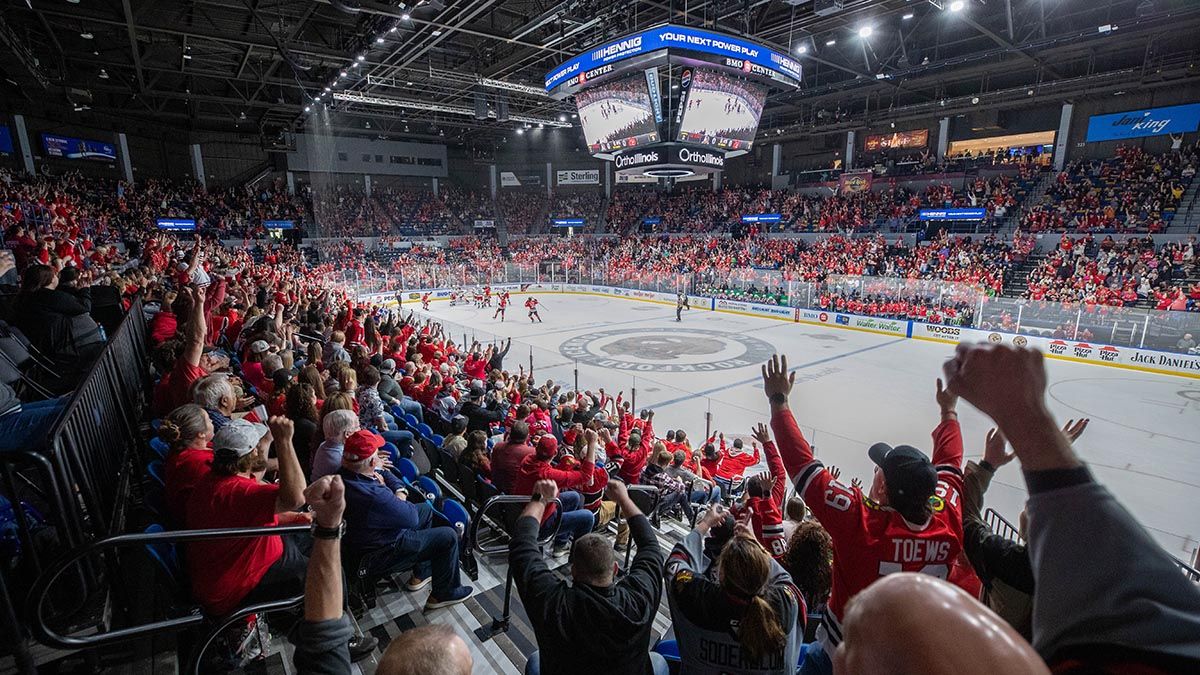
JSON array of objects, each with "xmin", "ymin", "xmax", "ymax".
[{"xmin": 770, "ymin": 407, "xmax": 965, "ymax": 651}]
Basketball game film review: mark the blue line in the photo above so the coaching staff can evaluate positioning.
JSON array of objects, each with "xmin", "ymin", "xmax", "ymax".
[{"xmin": 642, "ymin": 337, "xmax": 909, "ymax": 410}]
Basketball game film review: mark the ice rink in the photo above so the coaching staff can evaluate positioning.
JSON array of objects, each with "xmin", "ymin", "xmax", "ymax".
[
  {"xmin": 578, "ymin": 99, "xmax": 654, "ymax": 146},
  {"xmin": 414, "ymin": 292, "xmax": 1200, "ymax": 559}
]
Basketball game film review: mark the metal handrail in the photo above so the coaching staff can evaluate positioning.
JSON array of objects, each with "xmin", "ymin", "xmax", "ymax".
[
  {"xmin": 983, "ymin": 507, "xmax": 1024, "ymax": 545},
  {"xmin": 470, "ymin": 495, "xmax": 563, "ymax": 556},
  {"xmin": 27, "ymin": 524, "xmax": 309, "ymax": 650}
]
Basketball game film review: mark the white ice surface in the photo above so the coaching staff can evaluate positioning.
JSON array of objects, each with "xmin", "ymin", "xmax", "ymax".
[{"xmin": 416, "ymin": 294, "xmax": 1200, "ymax": 558}]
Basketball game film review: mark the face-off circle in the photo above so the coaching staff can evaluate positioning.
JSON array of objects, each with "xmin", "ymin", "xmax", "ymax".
[{"xmin": 559, "ymin": 328, "xmax": 775, "ymax": 372}]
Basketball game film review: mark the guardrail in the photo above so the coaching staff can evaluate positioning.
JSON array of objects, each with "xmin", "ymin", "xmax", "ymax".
[
  {"xmin": 27, "ymin": 524, "xmax": 308, "ymax": 673},
  {"xmin": 0, "ymin": 298, "xmax": 148, "ymax": 671}
]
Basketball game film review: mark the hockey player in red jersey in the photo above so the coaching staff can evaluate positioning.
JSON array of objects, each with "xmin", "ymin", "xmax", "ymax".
[
  {"xmin": 761, "ymin": 355, "xmax": 965, "ymax": 675},
  {"xmin": 525, "ymin": 297, "xmax": 542, "ymax": 323},
  {"xmin": 729, "ymin": 423, "xmax": 788, "ymax": 559},
  {"xmin": 421, "ymin": 292, "xmax": 431, "ymax": 311},
  {"xmin": 492, "ymin": 292, "xmax": 509, "ymax": 321}
]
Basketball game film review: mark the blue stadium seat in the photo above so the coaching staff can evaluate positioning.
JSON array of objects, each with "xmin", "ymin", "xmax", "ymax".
[
  {"xmin": 653, "ymin": 639, "xmax": 680, "ymax": 663},
  {"xmin": 143, "ymin": 523, "xmax": 181, "ymax": 588},
  {"xmin": 147, "ymin": 460, "xmax": 165, "ymax": 487},
  {"xmin": 414, "ymin": 475, "xmax": 441, "ymax": 499},
  {"xmin": 430, "ymin": 434, "xmax": 445, "ymax": 447},
  {"xmin": 416, "ymin": 422, "xmax": 434, "ymax": 439},
  {"xmin": 440, "ymin": 498, "xmax": 470, "ymax": 533},
  {"xmin": 404, "ymin": 413, "xmax": 420, "ymax": 429},
  {"xmin": 149, "ymin": 436, "xmax": 169, "ymax": 459},
  {"xmin": 396, "ymin": 458, "xmax": 420, "ymax": 482}
]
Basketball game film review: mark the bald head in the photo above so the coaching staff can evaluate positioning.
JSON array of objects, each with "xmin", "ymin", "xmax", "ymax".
[
  {"xmin": 835, "ymin": 573, "xmax": 1048, "ymax": 675},
  {"xmin": 377, "ymin": 624, "xmax": 472, "ymax": 675}
]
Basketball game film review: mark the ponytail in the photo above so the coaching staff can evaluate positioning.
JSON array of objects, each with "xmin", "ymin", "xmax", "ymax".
[
  {"xmin": 160, "ymin": 403, "xmax": 209, "ymax": 450},
  {"xmin": 718, "ymin": 533, "xmax": 789, "ymax": 661},
  {"xmin": 739, "ymin": 595, "xmax": 788, "ymax": 661}
]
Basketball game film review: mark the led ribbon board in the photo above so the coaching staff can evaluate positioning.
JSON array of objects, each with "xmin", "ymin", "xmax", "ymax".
[{"xmin": 545, "ymin": 25, "xmax": 801, "ymax": 97}]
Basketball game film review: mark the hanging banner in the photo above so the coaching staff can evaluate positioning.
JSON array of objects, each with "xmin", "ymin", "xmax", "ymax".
[
  {"xmin": 919, "ymin": 208, "xmax": 987, "ymax": 221},
  {"xmin": 263, "ymin": 220, "xmax": 294, "ymax": 229},
  {"xmin": 645, "ymin": 67, "xmax": 664, "ymax": 124},
  {"xmin": 838, "ymin": 171, "xmax": 873, "ymax": 194},
  {"xmin": 157, "ymin": 218, "xmax": 196, "ymax": 232},
  {"xmin": 500, "ymin": 171, "xmax": 521, "ymax": 187}
]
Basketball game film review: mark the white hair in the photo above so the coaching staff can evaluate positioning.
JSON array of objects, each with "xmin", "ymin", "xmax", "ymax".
[
  {"xmin": 322, "ymin": 409, "xmax": 359, "ymax": 441},
  {"xmin": 192, "ymin": 375, "xmax": 234, "ymax": 410},
  {"xmin": 261, "ymin": 353, "xmax": 284, "ymax": 374}
]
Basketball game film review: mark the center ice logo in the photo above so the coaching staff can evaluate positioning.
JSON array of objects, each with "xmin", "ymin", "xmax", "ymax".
[{"xmin": 560, "ymin": 328, "xmax": 776, "ymax": 372}]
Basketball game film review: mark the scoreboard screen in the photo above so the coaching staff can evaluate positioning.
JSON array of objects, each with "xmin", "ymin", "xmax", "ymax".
[
  {"xmin": 575, "ymin": 73, "xmax": 661, "ymax": 154},
  {"xmin": 676, "ymin": 68, "xmax": 767, "ymax": 151}
]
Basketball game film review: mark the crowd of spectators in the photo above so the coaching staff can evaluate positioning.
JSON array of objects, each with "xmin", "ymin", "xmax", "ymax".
[
  {"xmin": 3, "ymin": 157, "xmax": 1199, "ymax": 675},
  {"xmin": 1021, "ymin": 145, "xmax": 1197, "ymax": 233},
  {"xmin": 498, "ymin": 189, "xmax": 550, "ymax": 235}
]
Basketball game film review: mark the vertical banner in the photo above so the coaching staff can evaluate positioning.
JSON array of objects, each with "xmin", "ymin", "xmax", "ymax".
[
  {"xmin": 645, "ymin": 67, "xmax": 663, "ymax": 124},
  {"xmin": 674, "ymin": 68, "xmax": 694, "ymax": 128}
]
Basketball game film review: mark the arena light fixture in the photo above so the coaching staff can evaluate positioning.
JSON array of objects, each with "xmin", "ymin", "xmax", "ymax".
[
  {"xmin": 903, "ymin": 13, "xmax": 914, "ymax": 20},
  {"xmin": 375, "ymin": 37, "xmax": 385, "ymax": 44},
  {"xmin": 339, "ymin": 70, "xmax": 347, "ymax": 78},
  {"xmin": 949, "ymin": 1, "xmax": 965, "ymax": 11},
  {"xmin": 356, "ymin": 54, "xmax": 366, "ymax": 62},
  {"xmin": 80, "ymin": 31, "xmax": 94, "ymax": 39},
  {"xmin": 825, "ymin": 38, "xmax": 837, "ymax": 46},
  {"xmin": 401, "ymin": 12, "xmax": 411, "ymax": 20},
  {"xmin": 304, "ymin": 106, "xmax": 311, "ymax": 113},
  {"xmin": 516, "ymin": 128, "xmax": 524, "ymax": 135},
  {"xmin": 858, "ymin": 26, "xmax": 873, "ymax": 39},
  {"xmin": 796, "ymin": 44, "xmax": 808, "ymax": 54}
]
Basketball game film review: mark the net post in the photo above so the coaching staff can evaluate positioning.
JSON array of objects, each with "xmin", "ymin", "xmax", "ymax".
[
  {"xmin": 630, "ymin": 386, "xmax": 637, "ymax": 414},
  {"xmin": 573, "ymin": 362, "xmax": 579, "ymax": 393},
  {"xmin": 529, "ymin": 346, "xmax": 534, "ymax": 377}
]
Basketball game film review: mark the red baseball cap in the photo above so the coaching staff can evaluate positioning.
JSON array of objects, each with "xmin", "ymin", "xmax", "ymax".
[
  {"xmin": 344, "ymin": 430, "xmax": 385, "ymax": 461},
  {"xmin": 535, "ymin": 435, "xmax": 558, "ymax": 460}
]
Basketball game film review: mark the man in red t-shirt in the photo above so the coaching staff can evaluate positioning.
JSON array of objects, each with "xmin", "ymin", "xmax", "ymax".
[
  {"xmin": 184, "ymin": 416, "xmax": 307, "ymax": 616},
  {"xmin": 762, "ymin": 355, "xmax": 965, "ymax": 671}
]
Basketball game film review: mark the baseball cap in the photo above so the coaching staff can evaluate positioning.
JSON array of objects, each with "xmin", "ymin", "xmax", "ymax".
[
  {"xmin": 213, "ymin": 419, "xmax": 269, "ymax": 457},
  {"xmin": 535, "ymin": 435, "xmax": 558, "ymax": 460},
  {"xmin": 867, "ymin": 443, "xmax": 938, "ymax": 509},
  {"xmin": 469, "ymin": 384, "xmax": 486, "ymax": 398},
  {"xmin": 344, "ymin": 430, "xmax": 386, "ymax": 461},
  {"xmin": 248, "ymin": 340, "xmax": 270, "ymax": 355},
  {"xmin": 380, "ymin": 358, "xmax": 397, "ymax": 375}
]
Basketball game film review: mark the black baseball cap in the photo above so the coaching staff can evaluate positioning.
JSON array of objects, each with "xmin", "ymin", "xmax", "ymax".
[{"xmin": 867, "ymin": 443, "xmax": 937, "ymax": 509}]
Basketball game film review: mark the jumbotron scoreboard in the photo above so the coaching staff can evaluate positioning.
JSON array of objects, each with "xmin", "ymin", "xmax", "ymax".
[{"xmin": 545, "ymin": 25, "xmax": 802, "ymax": 179}]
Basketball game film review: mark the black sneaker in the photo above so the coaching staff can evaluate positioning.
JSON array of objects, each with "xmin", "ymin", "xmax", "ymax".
[{"xmin": 348, "ymin": 635, "xmax": 379, "ymax": 662}]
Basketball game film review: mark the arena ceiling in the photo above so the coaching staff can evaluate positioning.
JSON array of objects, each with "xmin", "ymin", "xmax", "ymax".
[{"xmin": 2, "ymin": 0, "xmax": 1199, "ymax": 146}]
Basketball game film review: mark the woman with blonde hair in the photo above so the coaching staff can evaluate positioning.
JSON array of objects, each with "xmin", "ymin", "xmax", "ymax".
[
  {"xmin": 158, "ymin": 403, "xmax": 214, "ymax": 525},
  {"xmin": 665, "ymin": 507, "xmax": 804, "ymax": 673}
]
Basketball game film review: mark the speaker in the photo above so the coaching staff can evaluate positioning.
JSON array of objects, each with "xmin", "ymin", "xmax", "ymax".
[
  {"xmin": 474, "ymin": 88, "xmax": 488, "ymax": 120},
  {"xmin": 497, "ymin": 96, "xmax": 510, "ymax": 122}
]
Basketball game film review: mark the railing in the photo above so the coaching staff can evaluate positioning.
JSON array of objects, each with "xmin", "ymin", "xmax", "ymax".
[
  {"xmin": 27, "ymin": 524, "xmax": 308, "ymax": 674},
  {"xmin": 984, "ymin": 507, "xmax": 1024, "ymax": 545},
  {"xmin": 0, "ymin": 298, "xmax": 148, "ymax": 671}
]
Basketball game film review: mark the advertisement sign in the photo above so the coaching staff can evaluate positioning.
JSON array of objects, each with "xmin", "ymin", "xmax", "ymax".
[
  {"xmin": 741, "ymin": 213, "xmax": 782, "ymax": 224},
  {"xmin": 644, "ymin": 67, "xmax": 664, "ymax": 124},
  {"xmin": 616, "ymin": 172, "xmax": 658, "ymax": 184},
  {"xmin": 500, "ymin": 172, "xmax": 522, "ymax": 187},
  {"xmin": 643, "ymin": 216, "xmax": 662, "ymax": 225},
  {"xmin": 474, "ymin": 219, "xmax": 497, "ymax": 229},
  {"xmin": 545, "ymin": 25, "xmax": 801, "ymax": 94},
  {"xmin": 918, "ymin": 208, "xmax": 987, "ymax": 221},
  {"xmin": 551, "ymin": 218, "xmax": 586, "ymax": 227},
  {"xmin": 263, "ymin": 220, "xmax": 294, "ymax": 229},
  {"xmin": 42, "ymin": 133, "xmax": 117, "ymax": 161},
  {"xmin": 612, "ymin": 143, "xmax": 725, "ymax": 173},
  {"xmin": 715, "ymin": 299, "xmax": 751, "ymax": 312},
  {"xmin": 1085, "ymin": 103, "xmax": 1200, "ymax": 142},
  {"xmin": 0, "ymin": 126, "xmax": 12, "ymax": 155},
  {"xmin": 156, "ymin": 218, "xmax": 196, "ymax": 232},
  {"xmin": 864, "ymin": 129, "xmax": 929, "ymax": 152},
  {"xmin": 556, "ymin": 169, "xmax": 600, "ymax": 185},
  {"xmin": 838, "ymin": 171, "xmax": 872, "ymax": 195}
]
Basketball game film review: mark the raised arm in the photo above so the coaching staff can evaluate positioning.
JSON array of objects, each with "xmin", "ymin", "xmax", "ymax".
[
  {"xmin": 762, "ymin": 354, "xmax": 816, "ymax": 477},
  {"xmin": 511, "ymin": 480, "xmax": 562, "ymax": 626},
  {"xmin": 180, "ymin": 285, "xmax": 208, "ymax": 367}
]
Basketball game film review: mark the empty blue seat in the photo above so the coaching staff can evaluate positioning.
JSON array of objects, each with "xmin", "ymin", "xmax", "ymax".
[
  {"xmin": 404, "ymin": 413, "xmax": 420, "ymax": 429},
  {"xmin": 653, "ymin": 639, "xmax": 680, "ymax": 663},
  {"xmin": 149, "ymin": 436, "xmax": 169, "ymax": 459},
  {"xmin": 440, "ymin": 499, "xmax": 470, "ymax": 533},
  {"xmin": 147, "ymin": 460, "xmax": 165, "ymax": 487},
  {"xmin": 415, "ymin": 475, "xmax": 441, "ymax": 499},
  {"xmin": 430, "ymin": 434, "xmax": 445, "ymax": 447},
  {"xmin": 416, "ymin": 423, "xmax": 434, "ymax": 439},
  {"xmin": 143, "ymin": 523, "xmax": 181, "ymax": 588},
  {"xmin": 396, "ymin": 458, "xmax": 420, "ymax": 482}
]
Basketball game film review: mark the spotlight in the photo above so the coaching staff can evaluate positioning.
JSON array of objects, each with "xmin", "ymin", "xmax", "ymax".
[
  {"xmin": 558, "ymin": 114, "xmax": 566, "ymax": 121},
  {"xmin": 389, "ymin": 26, "xmax": 398, "ymax": 33},
  {"xmin": 365, "ymin": 121, "xmax": 371, "ymax": 128},
  {"xmin": 402, "ymin": 13, "xmax": 411, "ymax": 20},
  {"xmin": 516, "ymin": 128, "xmax": 524, "ymax": 135},
  {"xmin": 239, "ymin": 111, "xmax": 247, "ymax": 120},
  {"xmin": 304, "ymin": 106, "xmax": 311, "ymax": 112},
  {"xmin": 949, "ymin": 1, "xmax": 965, "ymax": 11},
  {"xmin": 796, "ymin": 44, "xmax": 808, "ymax": 54},
  {"xmin": 356, "ymin": 54, "xmax": 366, "ymax": 62},
  {"xmin": 538, "ymin": 123, "xmax": 544, "ymax": 129},
  {"xmin": 183, "ymin": 54, "xmax": 192, "ymax": 60},
  {"xmin": 339, "ymin": 70, "xmax": 347, "ymax": 77},
  {"xmin": 858, "ymin": 26, "xmax": 873, "ymax": 39},
  {"xmin": 971, "ymin": 96, "xmax": 980, "ymax": 104},
  {"xmin": 825, "ymin": 39, "xmax": 837, "ymax": 46},
  {"xmin": 375, "ymin": 37, "xmax": 385, "ymax": 45},
  {"xmin": 902, "ymin": 13, "xmax": 914, "ymax": 20},
  {"xmin": 80, "ymin": 31, "xmax": 94, "ymax": 39},
  {"xmin": 98, "ymin": 68, "xmax": 109, "ymax": 79},
  {"xmin": 324, "ymin": 87, "xmax": 331, "ymax": 92}
]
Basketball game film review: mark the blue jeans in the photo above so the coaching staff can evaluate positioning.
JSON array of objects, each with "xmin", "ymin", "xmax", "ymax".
[
  {"xmin": 657, "ymin": 490, "xmax": 693, "ymax": 520},
  {"xmin": 798, "ymin": 640, "xmax": 832, "ymax": 675},
  {"xmin": 378, "ymin": 428, "xmax": 414, "ymax": 459},
  {"xmin": 525, "ymin": 650, "xmax": 667, "ymax": 675},
  {"xmin": 690, "ymin": 485, "xmax": 721, "ymax": 505},
  {"xmin": 397, "ymin": 397, "xmax": 424, "ymax": 423},
  {"xmin": 539, "ymin": 490, "xmax": 595, "ymax": 546},
  {"xmin": 373, "ymin": 502, "xmax": 462, "ymax": 598},
  {"xmin": 0, "ymin": 397, "xmax": 69, "ymax": 452}
]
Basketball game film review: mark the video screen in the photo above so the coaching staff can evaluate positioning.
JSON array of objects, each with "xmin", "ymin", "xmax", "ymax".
[
  {"xmin": 677, "ymin": 68, "xmax": 767, "ymax": 151},
  {"xmin": 575, "ymin": 73, "xmax": 660, "ymax": 154}
]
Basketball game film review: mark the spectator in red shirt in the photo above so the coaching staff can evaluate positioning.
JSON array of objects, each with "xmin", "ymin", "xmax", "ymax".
[
  {"xmin": 159, "ymin": 403, "xmax": 214, "ymax": 526},
  {"xmin": 491, "ymin": 421, "xmax": 536, "ymax": 493},
  {"xmin": 513, "ymin": 435, "xmax": 597, "ymax": 556},
  {"xmin": 153, "ymin": 286, "xmax": 227, "ymax": 416},
  {"xmin": 183, "ymin": 416, "xmax": 307, "ymax": 616}
]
